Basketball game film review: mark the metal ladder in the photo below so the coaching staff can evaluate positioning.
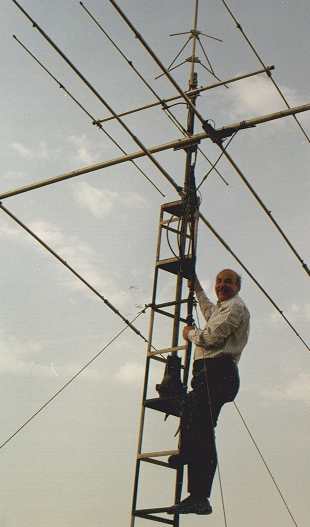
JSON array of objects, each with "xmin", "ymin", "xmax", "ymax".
[{"xmin": 130, "ymin": 195, "xmax": 198, "ymax": 527}]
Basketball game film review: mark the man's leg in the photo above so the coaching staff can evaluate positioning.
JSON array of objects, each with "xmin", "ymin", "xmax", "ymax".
[
  {"xmin": 187, "ymin": 395, "xmax": 222, "ymax": 499},
  {"xmin": 168, "ymin": 358, "xmax": 239, "ymax": 514},
  {"xmin": 167, "ymin": 386, "xmax": 218, "ymax": 515},
  {"xmin": 187, "ymin": 357, "xmax": 239, "ymax": 500}
]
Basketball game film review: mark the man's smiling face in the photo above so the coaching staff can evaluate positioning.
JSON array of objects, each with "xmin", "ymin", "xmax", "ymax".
[{"xmin": 215, "ymin": 269, "xmax": 240, "ymax": 302}]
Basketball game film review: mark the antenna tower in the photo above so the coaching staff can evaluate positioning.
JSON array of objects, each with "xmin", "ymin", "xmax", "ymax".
[{"xmin": 130, "ymin": 2, "xmax": 209, "ymax": 525}]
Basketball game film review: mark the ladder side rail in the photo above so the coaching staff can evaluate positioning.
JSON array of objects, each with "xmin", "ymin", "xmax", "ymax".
[{"xmin": 130, "ymin": 207, "xmax": 165, "ymax": 527}]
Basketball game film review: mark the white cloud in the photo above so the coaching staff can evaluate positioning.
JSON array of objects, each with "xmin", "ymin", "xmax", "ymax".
[
  {"xmin": 0, "ymin": 221, "xmax": 21, "ymax": 240},
  {"xmin": 0, "ymin": 330, "xmax": 50, "ymax": 378},
  {"xmin": 73, "ymin": 181, "xmax": 147, "ymax": 218},
  {"xmin": 264, "ymin": 373, "xmax": 310, "ymax": 406},
  {"xmin": 0, "ymin": 210, "xmax": 138, "ymax": 316},
  {"xmin": 28, "ymin": 219, "xmax": 107, "ymax": 290},
  {"xmin": 227, "ymin": 76, "xmax": 306, "ymax": 123},
  {"xmin": 0, "ymin": 216, "xmax": 132, "ymax": 309},
  {"xmin": 74, "ymin": 183, "xmax": 118, "ymax": 218},
  {"xmin": 67, "ymin": 134, "xmax": 102, "ymax": 165},
  {"xmin": 121, "ymin": 191, "xmax": 147, "ymax": 209},
  {"xmin": 115, "ymin": 362, "xmax": 144, "ymax": 384},
  {"xmin": 0, "ymin": 328, "xmax": 105, "ymax": 381},
  {"xmin": 11, "ymin": 141, "xmax": 50, "ymax": 160}
]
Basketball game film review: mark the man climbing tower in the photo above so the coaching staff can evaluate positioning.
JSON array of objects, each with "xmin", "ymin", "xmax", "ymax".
[{"xmin": 168, "ymin": 269, "xmax": 250, "ymax": 515}]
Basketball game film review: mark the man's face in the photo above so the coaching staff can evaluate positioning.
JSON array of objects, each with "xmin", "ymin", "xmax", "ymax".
[{"xmin": 215, "ymin": 270, "xmax": 239, "ymax": 302}]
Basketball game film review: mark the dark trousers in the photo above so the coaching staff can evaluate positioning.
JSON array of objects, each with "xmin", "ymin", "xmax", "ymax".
[{"xmin": 179, "ymin": 356, "xmax": 240, "ymax": 498}]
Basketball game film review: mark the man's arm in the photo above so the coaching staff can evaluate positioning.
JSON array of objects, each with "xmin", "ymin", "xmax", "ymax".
[
  {"xmin": 194, "ymin": 277, "xmax": 215, "ymax": 321},
  {"xmin": 185, "ymin": 301, "xmax": 245, "ymax": 349}
]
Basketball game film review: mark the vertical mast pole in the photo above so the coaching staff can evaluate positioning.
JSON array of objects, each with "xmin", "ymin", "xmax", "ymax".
[
  {"xmin": 173, "ymin": 3, "xmax": 200, "ymax": 526},
  {"xmin": 171, "ymin": 0, "xmax": 199, "ymax": 349}
]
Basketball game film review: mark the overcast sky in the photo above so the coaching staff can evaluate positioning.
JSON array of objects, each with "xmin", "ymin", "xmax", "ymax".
[{"xmin": 0, "ymin": 1, "xmax": 309, "ymax": 526}]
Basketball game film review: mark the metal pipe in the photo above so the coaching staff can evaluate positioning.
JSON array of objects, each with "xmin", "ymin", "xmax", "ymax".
[
  {"xmin": 1, "ymin": 101, "xmax": 309, "ymax": 201},
  {"xmin": 79, "ymin": 2, "xmax": 229, "ymax": 187},
  {"xmin": 226, "ymin": 103, "xmax": 310, "ymax": 128},
  {"xmin": 189, "ymin": 0, "xmax": 199, "ymax": 82},
  {"xmin": 96, "ymin": 66, "xmax": 274, "ymax": 124},
  {"xmin": 107, "ymin": 0, "xmax": 310, "ymax": 276},
  {"xmin": 108, "ymin": 0, "xmax": 207, "ymax": 126}
]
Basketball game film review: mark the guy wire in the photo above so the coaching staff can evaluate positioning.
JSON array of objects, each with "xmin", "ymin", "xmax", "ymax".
[
  {"xmin": 0, "ymin": 309, "xmax": 146, "ymax": 452},
  {"xmin": 0, "ymin": 203, "xmax": 154, "ymax": 348},
  {"xmin": 233, "ymin": 401, "xmax": 300, "ymax": 527}
]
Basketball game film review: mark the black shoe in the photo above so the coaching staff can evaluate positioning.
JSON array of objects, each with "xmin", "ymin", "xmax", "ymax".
[
  {"xmin": 167, "ymin": 495, "xmax": 212, "ymax": 515},
  {"xmin": 168, "ymin": 454, "xmax": 188, "ymax": 468},
  {"xmin": 167, "ymin": 495, "xmax": 196, "ymax": 514},
  {"xmin": 194, "ymin": 497, "xmax": 213, "ymax": 515}
]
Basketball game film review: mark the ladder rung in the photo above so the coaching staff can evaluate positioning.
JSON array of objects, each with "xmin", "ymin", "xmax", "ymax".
[
  {"xmin": 134, "ymin": 510, "xmax": 174, "ymax": 524},
  {"xmin": 160, "ymin": 224, "xmax": 191, "ymax": 239},
  {"xmin": 150, "ymin": 355, "xmax": 168, "ymax": 364},
  {"xmin": 156, "ymin": 256, "xmax": 194, "ymax": 279},
  {"xmin": 153, "ymin": 307, "xmax": 187, "ymax": 323},
  {"xmin": 152, "ymin": 299, "xmax": 189, "ymax": 309},
  {"xmin": 161, "ymin": 199, "xmax": 185, "ymax": 217},
  {"xmin": 138, "ymin": 449, "xmax": 179, "ymax": 460},
  {"xmin": 139, "ymin": 458, "xmax": 171, "ymax": 468},
  {"xmin": 160, "ymin": 217, "xmax": 180, "ymax": 225},
  {"xmin": 149, "ymin": 354, "xmax": 185, "ymax": 369},
  {"xmin": 148, "ymin": 345, "xmax": 187, "ymax": 357},
  {"xmin": 144, "ymin": 397, "xmax": 182, "ymax": 417}
]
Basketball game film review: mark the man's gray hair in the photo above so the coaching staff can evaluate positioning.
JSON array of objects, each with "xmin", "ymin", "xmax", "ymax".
[{"xmin": 219, "ymin": 269, "xmax": 242, "ymax": 290}]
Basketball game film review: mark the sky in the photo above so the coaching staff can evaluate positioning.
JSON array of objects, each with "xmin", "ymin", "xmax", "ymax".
[{"xmin": 0, "ymin": 0, "xmax": 309, "ymax": 526}]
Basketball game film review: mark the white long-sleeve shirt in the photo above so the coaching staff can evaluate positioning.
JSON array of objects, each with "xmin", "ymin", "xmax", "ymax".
[{"xmin": 188, "ymin": 285, "xmax": 250, "ymax": 364}]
